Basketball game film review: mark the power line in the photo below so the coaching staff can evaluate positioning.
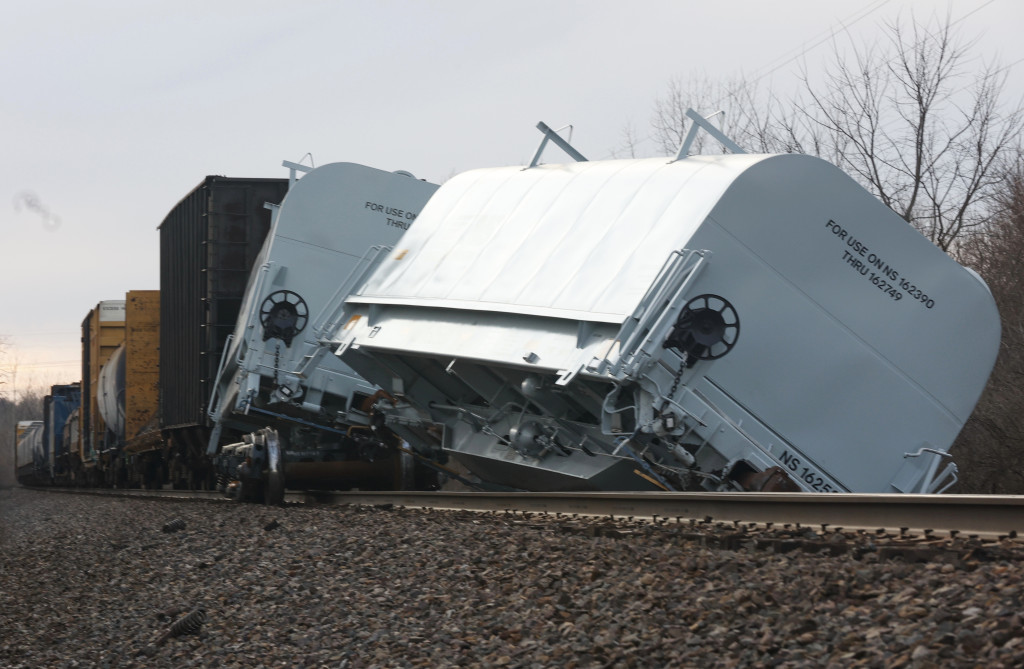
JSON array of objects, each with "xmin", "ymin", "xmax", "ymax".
[
  {"xmin": 12, "ymin": 361, "xmax": 79, "ymax": 368},
  {"xmin": 607, "ymin": 0, "xmax": 1012, "ymax": 159},
  {"xmin": 745, "ymin": 0, "xmax": 893, "ymax": 85},
  {"xmin": 600, "ymin": 1, "xmax": 896, "ymax": 159},
  {"xmin": 0, "ymin": 361, "xmax": 79, "ymax": 371},
  {"xmin": 747, "ymin": 0, "xmax": 1001, "ymax": 91},
  {"xmin": 951, "ymin": 0, "xmax": 997, "ymax": 26}
]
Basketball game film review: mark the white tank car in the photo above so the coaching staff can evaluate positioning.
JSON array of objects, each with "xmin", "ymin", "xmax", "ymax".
[
  {"xmin": 15, "ymin": 420, "xmax": 45, "ymax": 484},
  {"xmin": 328, "ymin": 149, "xmax": 1000, "ymax": 493},
  {"xmin": 207, "ymin": 161, "xmax": 438, "ymax": 501},
  {"xmin": 97, "ymin": 343, "xmax": 126, "ymax": 443}
]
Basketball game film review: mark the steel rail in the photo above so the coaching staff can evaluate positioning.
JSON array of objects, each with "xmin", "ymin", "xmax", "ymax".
[
  {"xmin": 299, "ymin": 491, "xmax": 1024, "ymax": 538},
  {"xmin": 24, "ymin": 487, "xmax": 228, "ymax": 501},
  {"xmin": 25, "ymin": 487, "xmax": 1024, "ymax": 538}
]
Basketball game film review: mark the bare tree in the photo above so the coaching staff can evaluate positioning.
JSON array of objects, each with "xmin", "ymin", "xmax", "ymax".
[
  {"xmin": 610, "ymin": 119, "xmax": 643, "ymax": 159},
  {"xmin": 0, "ymin": 361, "xmax": 44, "ymax": 488},
  {"xmin": 0, "ymin": 337, "xmax": 20, "ymax": 404},
  {"xmin": 645, "ymin": 15, "xmax": 1024, "ymax": 492},
  {"xmin": 0, "ymin": 335, "xmax": 9, "ymax": 400},
  {"xmin": 651, "ymin": 74, "xmax": 785, "ymax": 156},
  {"xmin": 648, "ymin": 14, "xmax": 1023, "ymax": 252},
  {"xmin": 794, "ymin": 15, "xmax": 1023, "ymax": 251},
  {"xmin": 952, "ymin": 156, "xmax": 1024, "ymax": 493}
]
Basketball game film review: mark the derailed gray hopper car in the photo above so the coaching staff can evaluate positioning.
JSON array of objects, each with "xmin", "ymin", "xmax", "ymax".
[
  {"xmin": 207, "ymin": 162, "xmax": 439, "ymax": 501},
  {"xmin": 328, "ymin": 150, "xmax": 1000, "ymax": 493}
]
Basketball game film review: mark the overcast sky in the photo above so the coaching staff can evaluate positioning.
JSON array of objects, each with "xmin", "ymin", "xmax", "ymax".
[{"xmin": 2, "ymin": 0, "xmax": 1022, "ymax": 391}]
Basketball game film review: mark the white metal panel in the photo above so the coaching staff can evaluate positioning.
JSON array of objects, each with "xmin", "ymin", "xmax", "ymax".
[
  {"xmin": 98, "ymin": 300, "xmax": 125, "ymax": 322},
  {"xmin": 356, "ymin": 156, "xmax": 769, "ymax": 320}
]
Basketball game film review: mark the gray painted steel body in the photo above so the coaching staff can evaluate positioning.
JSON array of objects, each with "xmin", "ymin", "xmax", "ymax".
[
  {"xmin": 329, "ymin": 154, "xmax": 999, "ymax": 493},
  {"xmin": 208, "ymin": 163, "xmax": 438, "ymax": 452}
]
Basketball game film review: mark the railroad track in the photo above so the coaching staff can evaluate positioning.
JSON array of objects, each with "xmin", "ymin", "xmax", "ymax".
[{"xmin": 29, "ymin": 487, "xmax": 1024, "ymax": 540}]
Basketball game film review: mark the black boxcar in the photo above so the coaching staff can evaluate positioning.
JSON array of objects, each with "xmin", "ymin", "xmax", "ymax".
[{"xmin": 158, "ymin": 177, "xmax": 289, "ymax": 472}]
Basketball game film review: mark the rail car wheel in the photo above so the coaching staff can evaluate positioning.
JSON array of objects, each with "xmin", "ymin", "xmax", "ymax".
[
  {"xmin": 396, "ymin": 450, "xmax": 416, "ymax": 491},
  {"xmin": 265, "ymin": 470, "xmax": 285, "ymax": 506},
  {"xmin": 236, "ymin": 479, "xmax": 262, "ymax": 503},
  {"xmin": 263, "ymin": 429, "xmax": 285, "ymax": 505}
]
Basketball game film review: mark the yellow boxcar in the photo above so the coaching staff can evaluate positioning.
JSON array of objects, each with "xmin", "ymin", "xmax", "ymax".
[
  {"xmin": 123, "ymin": 290, "xmax": 161, "ymax": 454},
  {"xmin": 79, "ymin": 300, "xmax": 125, "ymax": 478}
]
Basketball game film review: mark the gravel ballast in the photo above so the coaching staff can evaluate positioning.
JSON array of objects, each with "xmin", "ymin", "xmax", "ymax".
[{"xmin": 1, "ymin": 487, "xmax": 1022, "ymax": 668}]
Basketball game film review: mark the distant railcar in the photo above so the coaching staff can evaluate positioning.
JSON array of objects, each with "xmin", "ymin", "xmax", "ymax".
[
  {"xmin": 76, "ymin": 299, "xmax": 125, "ymax": 485},
  {"xmin": 158, "ymin": 177, "xmax": 290, "ymax": 486},
  {"xmin": 69, "ymin": 178, "xmax": 290, "ymax": 488},
  {"xmin": 85, "ymin": 290, "xmax": 161, "ymax": 487},
  {"xmin": 43, "ymin": 383, "xmax": 80, "ymax": 483},
  {"xmin": 15, "ymin": 420, "xmax": 45, "ymax": 486},
  {"xmin": 30, "ymin": 165, "xmax": 444, "ymax": 498},
  {"xmin": 39, "ymin": 179, "xmax": 288, "ymax": 490}
]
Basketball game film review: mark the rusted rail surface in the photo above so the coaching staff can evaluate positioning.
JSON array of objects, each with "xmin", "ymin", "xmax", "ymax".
[
  {"xmin": 26, "ymin": 487, "xmax": 1024, "ymax": 539},
  {"xmin": 299, "ymin": 491, "xmax": 1024, "ymax": 539}
]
